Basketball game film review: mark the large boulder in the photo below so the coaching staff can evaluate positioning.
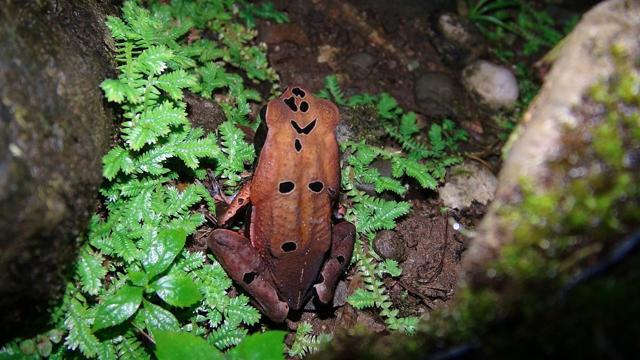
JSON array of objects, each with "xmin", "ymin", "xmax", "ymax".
[
  {"xmin": 0, "ymin": 0, "xmax": 117, "ymax": 339},
  {"xmin": 462, "ymin": 0, "xmax": 640, "ymax": 281}
]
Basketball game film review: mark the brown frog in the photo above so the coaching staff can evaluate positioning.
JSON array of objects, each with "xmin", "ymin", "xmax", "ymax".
[{"xmin": 207, "ymin": 87, "xmax": 356, "ymax": 322}]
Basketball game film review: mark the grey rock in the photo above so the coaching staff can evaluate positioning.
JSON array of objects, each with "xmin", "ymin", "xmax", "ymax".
[
  {"xmin": 355, "ymin": 158, "xmax": 394, "ymax": 195},
  {"xmin": 0, "ymin": 0, "xmax": 117, "ymax": 340},
  {"xmin": 184, "ymin": 91, "xmax": 226, "ymax": 133},
  {"xmin": 373, "ymin": 230, "xmax": 407, "ymax": 262},
  {"xmin": 414, "ymin": 71, "xmax": 461, "ymax": 117},
  {"xmin": 439, "ymin": 161, "xmax": 498, "ymax": 210},
  {"xmin": 429, "ymin": 12, "xmax": 487, "ymax": 67},
  {"xmin": 462, "ymin": 60, "xmax": 519, "ymax": 110},
  {"xmin": 344, "ymin": 52, "xmax": 377, "ymax": 79}
]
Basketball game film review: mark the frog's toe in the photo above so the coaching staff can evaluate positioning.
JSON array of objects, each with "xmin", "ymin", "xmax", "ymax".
[{"xmin": 314, "ymin": 259, "xmax": 341, "ymax": 304}]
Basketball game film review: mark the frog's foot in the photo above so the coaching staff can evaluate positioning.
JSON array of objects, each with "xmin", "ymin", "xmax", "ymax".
[
  {"xmin": 314, "ymin": 221, "xmax": 356, "ymax": 304},
  {"xmin": 207, "ymin": 229, "xmax": 289, "ymax": 322}
]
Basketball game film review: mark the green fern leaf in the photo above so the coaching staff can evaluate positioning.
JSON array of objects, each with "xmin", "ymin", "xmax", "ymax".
[
  {"xmin": 380, "ymin": 259, "xmax": 402, "ymax": 277},
  {"xmin": 101, "ymin": 79, "xmax": 140, "ymax": 104},
  {"xmin": 122, "ymin": 101, "xmax": 189, "ymax": 150},
  {"xmin": 134, "ymin": 46, "xmax": 174, "ymax": 75},
  {"xmin": 105, "ymin": 16, "xmax": 132, "ymax": 40},
  {"xmin": 156, "ymin": 69, "xmax": 198, "ymax": 100},
  {"xmin": 288, "ymin": 321, "xmax": 331, "ymax": 358},
  {"xmin": 65, "ymin": 298, "xmax": 100, "ymax": 358},
  {"xmin": 399, "ymin": 112, "xmax": 419, "ymax": 137},
  {"xmin": 347, "ymin": 288, "xmax": 377, "ymax": 309},
  {"xmin": 76, "ymin": 245, "xmax": 107, "ymax": 296},
  {"xmin": 116, "ymin": 332, "xmax": 150, "ymax": 360},
  {"xmin": 395, "ymin": 157, "xmax": 438, "ymax": 189},
  {"xmin": 323, "ymin": 75, "xmax": 346, "ymax": 105},
  {"xmin": 428, "ymin": 123, "xmax": 445, "ymax": 153},
  {"xmin": 374, "ymin": 176, "xmax": 406, "ymax": 195},
  {"xmin": 103, "ymin": 146, "xmax": 135, "ymax": 180},
  {"xmin": 96, "ymin": 341, "xmax": 118, "ymax": 360},
  {"xmin": 208, "ymin": 323, "xmax": 247, "ymax": 350},
  {"xmin": 376, "ymin": 93, "xmax": 400, "ymax": 119}
]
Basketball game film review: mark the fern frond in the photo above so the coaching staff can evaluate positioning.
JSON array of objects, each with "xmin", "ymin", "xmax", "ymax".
[
  {"xmin": 115, "ymin": 332, "xmax": 150, "ymax": 360},
  {"xmin": 122, "ymin": 101, "xmax": 189, "ymax": 150},
  {"xmin": 76, "ymin": 245, "xmax": 107, "ymax": 296},
  {"xmin": 288, "ymin": 322, "xmax": 332, "ymax": 358},
  {"xmin": 208, "ymin": 323, "xmax": 247, "ymax": 350},
  {"xmin": 64, "ymin": 298, "xmax": 99, "ymax": 358},
  {"xmin": 322, "ymin": 75, "xmax": 346, "ymax": 105},
  {"xmin": 351, "ymin": 194, "xmax": 411, "ymax": 237}
]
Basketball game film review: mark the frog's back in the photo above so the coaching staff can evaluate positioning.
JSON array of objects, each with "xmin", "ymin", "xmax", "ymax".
[{"xmin": 250, "ymin": 87, "xmax": 340, "ymax": 309}]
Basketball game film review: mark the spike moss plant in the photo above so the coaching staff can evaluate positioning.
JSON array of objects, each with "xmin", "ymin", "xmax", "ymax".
[
  {"xmin": 318, "ymin": 75, "xmax": 468, "ymax": 334},
  {"xmin": 1, "ymin": 1, "xmax": 287, "ymax": 358}
]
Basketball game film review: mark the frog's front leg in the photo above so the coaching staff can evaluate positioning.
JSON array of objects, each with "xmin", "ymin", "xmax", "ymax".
[
  {"xmin": 314, "ymin": 221, "xmax": 356, "ymax": 304},
  {"xmin": 218, "ymin": 181, "xmax": 252, "ymax": 226},
  {"xmin": 207, "ymin": 229, "xmax": 289, "ymax": 322}
]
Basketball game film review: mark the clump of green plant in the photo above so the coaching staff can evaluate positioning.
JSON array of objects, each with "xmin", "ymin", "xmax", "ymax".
[
  {"xmin": 0, "ymin": 1, "xmax": 287, "ymax": 359},
  {"xmin": 319, "ymin": 75, "xmax": 468, "ymax": 334},
  {"xmin": 464, "ymin": 0, "xmax": 578, "ymax": 59},
  {"xmin": 288, "ymin": 322, "xmax": 332, "ymax": 358},
  {"xmin": 463, "ymin": 1, "xmax": 579, "ymax": 142}
]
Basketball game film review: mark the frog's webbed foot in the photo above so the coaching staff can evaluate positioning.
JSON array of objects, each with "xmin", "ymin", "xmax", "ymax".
[
  {"xmin": 314, "ymin": 221, "xmax": 356, "ymax": 304},
  {"xmin": 207, "ymin": 229, "xmax": 289, "ymax": 322}
]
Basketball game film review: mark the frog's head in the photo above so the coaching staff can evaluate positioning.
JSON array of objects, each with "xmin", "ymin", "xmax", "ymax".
[{"xmin": 261, "ymin": 86, "xmax": 339, "ymax": 136}]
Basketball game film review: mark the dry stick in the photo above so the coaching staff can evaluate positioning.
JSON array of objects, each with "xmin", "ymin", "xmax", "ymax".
[{"xmin": 397, "ymin": 281, "xmax": 435, "ymax": 309}]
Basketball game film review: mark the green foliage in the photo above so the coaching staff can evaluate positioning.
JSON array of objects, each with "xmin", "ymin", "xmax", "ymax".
[
  {"xmin": 288, "ymin": 322, "xmax": 332, "ymax": 358},
  {"xmin": 466, "ymin": 1, "xmax": 577, "ymax": 143},
  {"xmin": 348, "ymin": 245, "xmax": 419, "ymax": 334},
  {"xmin": 317, "ymin": 75, "xmax": 347, "ymax": 105},
  {"xmin": 1, "ymin": 1, "xmax": 287, "ymax": 358},
  {"xmin": 155, "ymin": 330, "xmax": 224, "ymax": 360},
  {"xmin": 239, "ymin": 2, "xmax": 289, "ymax": 28},
  {"xmin": 319, "ymin": 76, "xmax": 467, "ymax": 334},
  {"xmin": 465, "ymin": 0, "xmax": 578, "ymax": 58},
  {"xmin": 154, "ymin": 330, "xmax": 286, "ymax": 360}
]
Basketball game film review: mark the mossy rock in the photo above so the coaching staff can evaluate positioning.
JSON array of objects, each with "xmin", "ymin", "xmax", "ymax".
[{"xmin": 0, "ymin": 0, "xmax": 118, "ymax": 340}]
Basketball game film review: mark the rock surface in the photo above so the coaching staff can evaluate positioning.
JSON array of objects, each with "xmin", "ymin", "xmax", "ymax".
[
  {"xmin": 439, "ymin": 161, "xmax": 498, "ymax": 209},
  {"xmin": 414, "ymin": 71, "xmax": 461, "ymax": 117},
  {"xmin": 373, "ymin": 230, "xmax": 407, "ymax": 262},
  {"xmin": 0, "ymin": 0, "xmax": 117, "ymax": 340},
  {"xmin": 462, "ymin": 60, "xmax": 519, "ymax": 110},
  {"xmin": 429, "ymin": 12, "xmax": 487, "ymax": 67},
  {"xmin": 462, "ymin": 0, "xmax": 640, "ymax": 282},
  {"xmin": 344, "ymin": 52, "xmax": 377, "ymax": 79}
]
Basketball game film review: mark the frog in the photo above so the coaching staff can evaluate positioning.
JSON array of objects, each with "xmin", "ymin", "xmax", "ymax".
[{"xmin": 207, "ymin": 86, "xmax": 356, "ymax": 322}]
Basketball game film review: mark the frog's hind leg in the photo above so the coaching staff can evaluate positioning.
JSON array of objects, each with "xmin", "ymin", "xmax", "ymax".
[
  {"xmin": 207, "ymin": 229, "xmax": 289, "ymax": 322},
  {"xmin": 314, "ymin": 221, "xmax": 356, "ymax": 304}
]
